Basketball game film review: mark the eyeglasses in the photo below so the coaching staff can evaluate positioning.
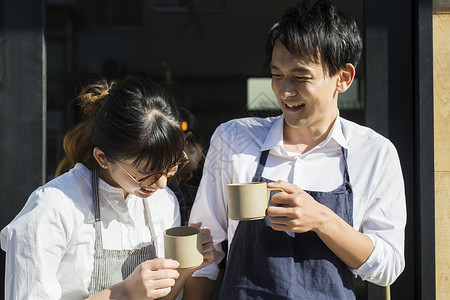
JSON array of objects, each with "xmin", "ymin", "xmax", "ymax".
[{"xmin": 114, "ymin": 152, "xmax": 189, "ymax": 189}]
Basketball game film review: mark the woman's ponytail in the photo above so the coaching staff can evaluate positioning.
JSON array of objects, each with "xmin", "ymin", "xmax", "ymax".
[{"xmin": 55, "ymin": 78, "xmax": 113, "ymax": 176}]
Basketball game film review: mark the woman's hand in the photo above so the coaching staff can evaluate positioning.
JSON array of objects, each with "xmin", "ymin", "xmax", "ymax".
[
  {"xmin": 120, "ymin": 258, "xmax": 180, "ymax": 299},
  {"xmin": 189, "ymin": 222, "xmax": 216, "ymax": 271},
  {"xmin": 87, "ymin": 258, "xmax": 180, "ymax": 300},
  {"xmin": 159, "ymin": 223, "xmax": 216, "ymax": 300}
]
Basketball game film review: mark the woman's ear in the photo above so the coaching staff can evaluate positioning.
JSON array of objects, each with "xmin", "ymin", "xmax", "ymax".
[
  {"xmin": 336, "ymin": 63, "xmax": 356, "ymax": 93},
  {"xmin": 93, "ymin": 147, "xmax": 109, "ymax": 169}
]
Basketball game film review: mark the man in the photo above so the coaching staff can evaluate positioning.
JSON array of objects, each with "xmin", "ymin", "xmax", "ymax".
[{"xmin": 184, "ymin": 0, "xmax": 406, "ymax": 299}]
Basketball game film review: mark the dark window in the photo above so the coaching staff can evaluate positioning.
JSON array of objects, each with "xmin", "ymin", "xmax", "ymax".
[
  {"xmin": 78, "ymin": 0, "xmax": 143, "ymax": 28},
  {"xmin": 151, "ymin": 0, "xmax": 225, "ymax": 12}
]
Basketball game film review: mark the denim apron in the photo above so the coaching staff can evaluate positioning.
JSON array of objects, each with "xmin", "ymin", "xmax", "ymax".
[
  {"xmin": 219, "ymin": 148, "xmax": 355, "ymax": 299},
  {"xmin": 88, "ymin": 167, "xmax": 158, "ymax": 296}
]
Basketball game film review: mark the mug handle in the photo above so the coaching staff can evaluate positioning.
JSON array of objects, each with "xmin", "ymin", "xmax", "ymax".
[{"xmin": 267, "ymin": 188, "xmax": 284, "ymax": 205}]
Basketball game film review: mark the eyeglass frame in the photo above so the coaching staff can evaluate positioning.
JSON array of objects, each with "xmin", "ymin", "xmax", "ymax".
[{"xmin": 113, "ymin": 151, "xmax": 189, "ymax": 189}]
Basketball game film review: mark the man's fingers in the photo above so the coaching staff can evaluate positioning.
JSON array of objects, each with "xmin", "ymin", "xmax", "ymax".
[
  {"xmin": 268, "ymin": 180, "xmax": 304, "ymax": 194},
  {"xmin": 270, "ymin": 221, "xmax": 289, "ymax": 231}
]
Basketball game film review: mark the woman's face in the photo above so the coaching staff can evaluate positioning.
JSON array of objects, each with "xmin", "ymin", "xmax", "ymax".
[
  {"xmin": 107, "ymin": 159, "xmax": 167, "ymax": 198},
  {"xmin": 93, "ymin": 147, "xmax": 166, "ymax": 198}
]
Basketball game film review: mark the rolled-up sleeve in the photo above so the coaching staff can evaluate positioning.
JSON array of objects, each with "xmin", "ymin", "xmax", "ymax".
[{"xmin": 352, "ymin": 141, "xmax": 406, "ymax": 286}]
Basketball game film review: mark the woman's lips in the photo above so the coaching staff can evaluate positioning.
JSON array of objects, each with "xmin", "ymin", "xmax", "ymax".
[{"xmin": 139, "ymin": 188, "xmax": 157, "ymax": 196}]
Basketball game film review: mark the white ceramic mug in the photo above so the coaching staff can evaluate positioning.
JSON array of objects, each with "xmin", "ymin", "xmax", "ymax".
[
  {"xmin": 164, "ymin": 226, "xmax": 203, "ymax": 269},
  {"xmin": 227, "ymin": 182, "xmax": 284, "ymax": 221}
]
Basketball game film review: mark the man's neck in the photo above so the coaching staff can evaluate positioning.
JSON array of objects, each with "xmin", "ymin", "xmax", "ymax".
[{"xmin": 283, "ymin": 117, "xmax": 337, "ymax": 154}]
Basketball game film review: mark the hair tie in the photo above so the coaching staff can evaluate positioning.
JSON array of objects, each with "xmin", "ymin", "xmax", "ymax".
[
  {"xmin": 99, "ymin": 90, "xmax": 109, "ymax": 99},
  {"xmin": 181, "ymin": 121, "xmax": 188, "ymax": 132}
]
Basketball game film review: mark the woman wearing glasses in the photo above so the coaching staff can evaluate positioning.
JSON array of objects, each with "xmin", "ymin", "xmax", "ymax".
[{"xmin": 1, "ymin": 74, "xmax": 215, "ymax": 300}]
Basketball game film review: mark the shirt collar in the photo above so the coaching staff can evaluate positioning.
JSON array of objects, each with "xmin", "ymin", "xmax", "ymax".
[
  {"xmin": 75, "ymin": 163, "xmax": 135, "ymax": 214},
  {"xmin": 259, "ymin": 113, "xmax": 349, "ymax": 152},
  {"xmin": 261, "ymin": 115, "xmax": 284, "ymax": 151},
  {"xmin": 327, "ymin": 114, "xmax": 349, "ymax": 149}
]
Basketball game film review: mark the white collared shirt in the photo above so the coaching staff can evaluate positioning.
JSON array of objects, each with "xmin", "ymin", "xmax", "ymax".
[
  {"xmin": 189, "ymin": 114, "xmax": 406, "ymax": 286},
  {"xmin": 1, "ymin": 163, "xmax": 180, "ymax": 299}
]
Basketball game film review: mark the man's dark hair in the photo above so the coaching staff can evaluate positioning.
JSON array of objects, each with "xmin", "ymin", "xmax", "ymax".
[{"xmin": 266, "ymin": 0, "xmax": 363, "ymax": 75}]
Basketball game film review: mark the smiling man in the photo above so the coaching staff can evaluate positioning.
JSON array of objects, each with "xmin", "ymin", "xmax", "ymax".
[{"xmin": 185, "ymin": 0, "xmax": 406, "ymax": 299}]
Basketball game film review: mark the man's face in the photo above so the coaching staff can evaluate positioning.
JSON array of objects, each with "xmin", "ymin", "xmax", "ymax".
[{"xmin": 270, "ymin": 41, "xmax": 340, "ymax": 131}]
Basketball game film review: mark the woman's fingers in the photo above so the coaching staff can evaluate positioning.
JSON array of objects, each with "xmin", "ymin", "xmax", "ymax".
[
  {"xmin": 145, "ymin": 267, "xmax": 180, "ymax": 281},
  {"xmin": 148, "ymin": 287, "xmax": 172, "ymax": 299},
  {"xmin": 144, "ymin": 257, "xmax": 179, "ymax": 271},
  {"xmin": 201, "ymin": 227, "xmax": 212, "ymax": 243}
]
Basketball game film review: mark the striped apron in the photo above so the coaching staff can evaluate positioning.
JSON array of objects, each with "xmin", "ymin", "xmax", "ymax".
[{"xmin": 88, "ymin": 167, "xmax": 158, "ymax": 296}]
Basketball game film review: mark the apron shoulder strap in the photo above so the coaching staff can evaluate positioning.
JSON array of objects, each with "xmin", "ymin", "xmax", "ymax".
[
  {"xmin": 91, "ymin": 167, "xmax": 101, "ymax": 222},
  {"xmin": 91, "ymin": 167, "xmax": 103, "ymax": 250},
  {"xmin": 251, "ymin": 150, "xmax": 270, "ymax": 182}
]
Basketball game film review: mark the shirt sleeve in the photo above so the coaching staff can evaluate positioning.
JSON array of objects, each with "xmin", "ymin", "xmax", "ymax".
[
  {"xmin": 1, "ymin": 188, "xmax": 73, "ymax": 300},
  {"xmin": 151, "ymin": 188, "xmax": 182, "ymax": 258},
  {"xmin": 189, "ymin": 124, "xmax": 232, "ymax": 280},
  {"xmin": 352, "ymin": 141, "xmax": 406, "ymax": 286}
]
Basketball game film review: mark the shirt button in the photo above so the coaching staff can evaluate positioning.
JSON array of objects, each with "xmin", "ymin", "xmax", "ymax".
[{"xmin": 125, "ymin": 221, "xmax": 131, "ymax": 227}]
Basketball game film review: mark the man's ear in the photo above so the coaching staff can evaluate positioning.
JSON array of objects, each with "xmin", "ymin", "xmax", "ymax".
[{"xmin": 336, "ymin": 63, "xmax": 356, "ymax": 93}]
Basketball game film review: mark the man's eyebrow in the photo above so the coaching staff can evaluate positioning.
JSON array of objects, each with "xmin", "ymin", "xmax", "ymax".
[
  {"xmin": 269, "ymin": 64, "xmax": 311, "ymax": 73},
  {"xmin": 292, "ymin": 66, "xmax": 311, "ymax": 73},
  {"xmin": 269, "ymin": 64, "xmax": 279, "ymax": 70}
]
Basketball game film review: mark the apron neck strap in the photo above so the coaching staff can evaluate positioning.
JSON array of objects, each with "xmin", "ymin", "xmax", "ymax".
[
  {"xmin": 90, "ymin": 166, "xmax": 159, "ymax": 254},
  {"xmin": 254, "ymin": 147, "xmax": 351, "ymax": 187},
  {"xmin": 91, "ymin": 167, "xmax": 101, "ymax": 222},
  {"xmin": 251, "ymin": 150, "xmax": 270, "ymax": 182}
]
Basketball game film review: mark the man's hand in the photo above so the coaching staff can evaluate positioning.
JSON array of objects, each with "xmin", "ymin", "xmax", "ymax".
[{"xmin": 267, "ymin": 180, "xmax": 327, "ymax": 233}]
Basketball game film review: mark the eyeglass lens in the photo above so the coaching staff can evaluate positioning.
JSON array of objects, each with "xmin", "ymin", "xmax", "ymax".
[{"xmin": 140, "ymin": 160, "xmax": 188, "ymax": 188}]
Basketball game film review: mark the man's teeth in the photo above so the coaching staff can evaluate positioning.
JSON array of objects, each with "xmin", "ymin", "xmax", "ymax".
[{"xmin": 286, "ymin": 103, "xmax": 305, "ymax": 108}]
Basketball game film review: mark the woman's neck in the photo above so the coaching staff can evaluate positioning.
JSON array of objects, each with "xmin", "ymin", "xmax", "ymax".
[{"xmin": 97, "ymin": 167, "xmax": 129, "ymax": 199}]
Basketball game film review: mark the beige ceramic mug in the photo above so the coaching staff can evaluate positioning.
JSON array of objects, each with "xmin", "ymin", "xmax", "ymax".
[
  {"xmin": 227, "ymin": 182, "xmax": 284, "ymax": 221},
  {"xmin": 164, "ymin": 226, "xmax": 203, "ymax": 269}
]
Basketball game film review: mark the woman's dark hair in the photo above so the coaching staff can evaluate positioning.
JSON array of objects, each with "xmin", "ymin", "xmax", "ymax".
[
  {"xmin": 266, "ymin": 0, "xmax": 363, "ymax": 76},
  {"xmin": 55, "ymin": 74, "xmax": 185, "ymax": 176}
]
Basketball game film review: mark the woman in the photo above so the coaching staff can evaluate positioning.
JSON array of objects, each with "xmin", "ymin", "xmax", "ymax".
[{"xmin": 1, "ymin": 74, "xmax": 214, "ymax": 299}]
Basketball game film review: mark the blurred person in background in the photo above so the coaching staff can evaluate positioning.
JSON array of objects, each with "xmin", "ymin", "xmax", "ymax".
[{"xmin": 168, "ymin": 107, "xmax": 206, "ymax": 225}]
